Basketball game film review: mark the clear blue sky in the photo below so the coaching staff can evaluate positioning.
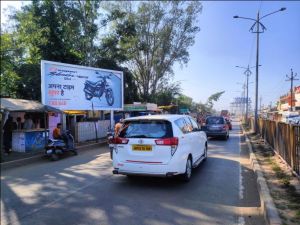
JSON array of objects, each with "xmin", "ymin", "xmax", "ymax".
[
  {"xmin": 173, "ymin": 1, "xmax": 300, "ymax": 110},
  {"xmin": 2, "ymin": 1, "xmax": 300, "ymax": 111}
]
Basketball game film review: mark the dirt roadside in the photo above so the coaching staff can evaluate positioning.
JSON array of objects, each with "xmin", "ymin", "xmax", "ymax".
[{"xmin": 243, "ymin": 124, "xmax": 300, "ymax": 225}]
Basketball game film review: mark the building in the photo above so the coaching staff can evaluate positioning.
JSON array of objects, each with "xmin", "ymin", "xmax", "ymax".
[{"xmin": 278, "ymin": 85, "xmax": 300, "ymax": 111}]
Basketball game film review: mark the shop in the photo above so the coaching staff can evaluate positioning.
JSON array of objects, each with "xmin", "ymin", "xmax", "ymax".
[{"xmin": 0, "ymin": 98, "xmax": 62, "ymax": 154}]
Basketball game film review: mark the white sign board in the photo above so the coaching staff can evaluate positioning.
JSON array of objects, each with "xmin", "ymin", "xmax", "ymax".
[{"xmin": 41, "ymin": 60, "xmax": 123, "ymax": 110}]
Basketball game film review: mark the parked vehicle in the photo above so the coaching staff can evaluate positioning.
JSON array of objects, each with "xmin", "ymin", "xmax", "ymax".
[
  {"xmin": 288, "ymin": 116, "xmax": 300, "ymax": 125},
  {"xmin": 45, "ymin": 130, "xmax": 77, "ymax": 161},
  {"xmin": 112, "ymin": 115, "xmax": 207, "ymax": 182},
  {"xmin": 203, "ymin": 116, "xmax": 229, "ymax": 140},
  {"xmin": 83, "ymin": 74, "xmax": 114, "ymax": 106}
]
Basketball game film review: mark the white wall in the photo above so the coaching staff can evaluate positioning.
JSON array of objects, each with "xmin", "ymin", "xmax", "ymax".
[{"xmin": 76, "ymin": 120, "xmax": 110, "ymax": 142}]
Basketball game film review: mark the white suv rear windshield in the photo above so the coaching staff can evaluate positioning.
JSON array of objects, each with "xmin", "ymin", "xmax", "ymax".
[{"xmin": 119, "ymin": 120, "xmax": 173, "ymax": 138}]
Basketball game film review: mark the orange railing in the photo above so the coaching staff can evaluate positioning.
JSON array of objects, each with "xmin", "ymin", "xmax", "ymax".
[{"xmin": 248, "ymin": 118, "xmax": 299, "ymax": 176}]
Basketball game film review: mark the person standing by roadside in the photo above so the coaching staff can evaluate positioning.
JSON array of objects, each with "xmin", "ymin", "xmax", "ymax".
[
  {"xmin": 23, "ymin": 114, "xmax": 33, "ymax": 130},
  {"xmin": 16, "ymin": 117, "xmax": 23, "ymax": 130},
  {"xmin": 3, "ymin": 116, "xmax": 17, "ymax": 155}
]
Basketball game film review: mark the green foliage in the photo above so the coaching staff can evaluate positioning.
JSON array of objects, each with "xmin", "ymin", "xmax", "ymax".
[
  {"xmin": 206, "ymin": 91, "xmax": 225, "ymax": 110},
  {"xmin": 106, "ymin": 1, "xmax": 202, "ymax": 102},
  {"xmin": 1, "ymin": 1, "xmax": 201, "ymax": 107},
  {"xmin": 0, "ymin": 33, "xmax": 21, "ymax": 98}
]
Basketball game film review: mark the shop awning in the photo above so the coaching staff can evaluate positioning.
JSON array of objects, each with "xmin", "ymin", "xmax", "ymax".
[
  {"xmin": 64, "ymin": 110, "xmax": 87, "ymax": 115},
  {"xmin": 0, "ymin": 98, "xmax": 62, "ymax": 113}
]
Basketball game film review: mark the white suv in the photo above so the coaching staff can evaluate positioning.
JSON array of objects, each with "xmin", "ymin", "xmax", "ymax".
[{"xmin": 112, "ymin": 115, "xmax": 207, "ymax": 181}]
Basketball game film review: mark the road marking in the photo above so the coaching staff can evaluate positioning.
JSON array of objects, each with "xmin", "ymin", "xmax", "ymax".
[
  {"xmin": 239, "ymin": 165, "xmax": 244, "ymax": 200},
  {"xmin": 239, "ymin": 133, "xmax": 244, "ymax": 200},
  {"xmin": 238, "ymin": 216, "xmax": 245, "ymax": 225}
]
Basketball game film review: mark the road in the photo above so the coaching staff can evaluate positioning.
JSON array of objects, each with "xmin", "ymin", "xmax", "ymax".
[{"xmin": 1, "ymin": 122, "xmax": 264, "ymax": 225}]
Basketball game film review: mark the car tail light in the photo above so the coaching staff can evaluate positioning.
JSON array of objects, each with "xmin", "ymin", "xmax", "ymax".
[
  {"xmin": 155, "ymin": 137, "xmax": 179, "ymax": 146},
  {"xmin": 223, "ymin": 125, "xmax": 227, "ymax": 130},
  {"xmin": 155, "ymin": 137, "xmax": 179, "ymax": 156},
  {"xmin": 112, "ymin": 137, "xmax": 129, "ymax": 144}
]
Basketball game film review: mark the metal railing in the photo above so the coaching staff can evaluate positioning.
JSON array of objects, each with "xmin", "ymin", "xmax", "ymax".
[{"xmin": 249, "ymin": 118, "xmax": 299, "ymax": 175}]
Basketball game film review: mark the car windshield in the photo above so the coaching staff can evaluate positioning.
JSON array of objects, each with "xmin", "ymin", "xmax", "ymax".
[
  {"xmin": 206, "ymin": 117, "xmax": 224, "ymax": 125},
  {"xmin": 119, "ymin": 120, "xmax": 173, "ymax": 138}
]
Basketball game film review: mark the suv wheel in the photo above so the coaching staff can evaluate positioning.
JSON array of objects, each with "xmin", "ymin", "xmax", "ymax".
[{"xmin": 181, "ymin": 157, "xmax": 192, "ymax": 182}]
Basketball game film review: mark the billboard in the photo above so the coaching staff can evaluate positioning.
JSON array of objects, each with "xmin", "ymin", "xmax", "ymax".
[{"xmin": 41, "ymin": 60, "xmax": 123, "ymax": 110}]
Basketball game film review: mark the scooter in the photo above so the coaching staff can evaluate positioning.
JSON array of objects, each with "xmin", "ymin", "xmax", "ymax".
[
  {"xmin": 83, "ymin": 74, "xmax": 114, "ymax": 106},
  {"xmin": 45, "ymin": 130, "xmax": 77, "ymax": 161}
]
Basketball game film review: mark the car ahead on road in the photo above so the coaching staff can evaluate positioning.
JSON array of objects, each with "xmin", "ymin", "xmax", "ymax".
[
  {"xmin": 112, "ymin": 114, "xmax": 207, "ymax": 181},
  {"xmin": 203, "ymin": 116, "xmax": 229, "ymax": 140}
]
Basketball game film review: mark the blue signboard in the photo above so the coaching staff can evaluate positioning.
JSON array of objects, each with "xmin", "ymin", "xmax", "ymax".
[
  {"xmin": 25, "ymin": 131, "xmax": 48, "ymax": 152},
  {"xmin": 41, "ymin": 60, "xmax": 124, "ymax": 110}
]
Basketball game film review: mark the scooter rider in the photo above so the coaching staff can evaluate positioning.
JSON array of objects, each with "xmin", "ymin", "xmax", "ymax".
[
  {"xmin": 53, "ymin": 123, "xmax": 62, "ymax": 139},
  {"xmin": 53, "ymin": 123, "xmax": 70, "ymax": 149}
]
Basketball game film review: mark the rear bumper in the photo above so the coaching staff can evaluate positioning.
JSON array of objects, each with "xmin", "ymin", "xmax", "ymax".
[
  {"xmin": 205, "ymin": 131, "xmax": 227, "ymax": 137},
  {"xmin": 112, "ymin": 154, "xmax": 187, "ymax": 177},
  {"xmin": 112, "ymin": 169, "xmax": 179, "ymax": 177}
]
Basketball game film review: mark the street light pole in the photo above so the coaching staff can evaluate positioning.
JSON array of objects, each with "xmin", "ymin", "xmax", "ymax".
[
  {"xmin": 236, "ymin": 65, "xmax": 256, "ymax": 121},
  {"xmin": 254, "ymin": 11, "xmax": 260, "ymax": 133},
  {"xmin": 246, "ymin": 69, "xmax": 250, "ymax": 120},
  {"xmin": 233, "ymin": 7, "xmax": 286, "ymax": 133}
]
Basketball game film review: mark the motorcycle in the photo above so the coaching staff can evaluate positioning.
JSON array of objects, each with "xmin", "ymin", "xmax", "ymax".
[
  {"xmin": 83, "ymin": 74, "xmax": 114, "ymax": 106},
  {"xmin": 45, "ymin": 130, "xmax": 77, "ymax": 161}
]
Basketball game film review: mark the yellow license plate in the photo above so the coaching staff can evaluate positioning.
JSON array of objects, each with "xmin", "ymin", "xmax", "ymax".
[{"xmin": 132, "ymin": 145, "xmax": 152, "ymax": 151}]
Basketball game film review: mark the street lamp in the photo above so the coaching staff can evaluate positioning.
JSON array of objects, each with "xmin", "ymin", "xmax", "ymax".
[
  {"xmin": 234, "ymin": 7, "xmax": 286, "ymax": 133},
  {"xmin": 236, "ymin": 82, "xmax": 247, "ymax": 118},
  {"xmin": 236, "ymin": 65, "xmax": 260, "ymax": 121},
  {"xmin": 174, "ymin": 93, "xmax": 180, "ymax": 114}
]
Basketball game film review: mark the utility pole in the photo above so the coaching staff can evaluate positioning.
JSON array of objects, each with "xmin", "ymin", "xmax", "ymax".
[
  {"xmin": 286, "ymin": 69, "xmax": 299, "ymax": 111},
  {"xmin": 259, "ymin": 96, "xmax": 262, "ymax": 113},
  {"xmin": 234, "ymin": 7, "xmax": 286, "ymax": 133},
  {"xmin": 236, "ymin": 65, "xmax": 257, "ymax": 121}
]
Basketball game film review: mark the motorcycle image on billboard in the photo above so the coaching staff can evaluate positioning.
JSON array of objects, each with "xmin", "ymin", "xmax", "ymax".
[{"xmin": 83, "ymin": 73, "xmax": 114, "ymax": 106}]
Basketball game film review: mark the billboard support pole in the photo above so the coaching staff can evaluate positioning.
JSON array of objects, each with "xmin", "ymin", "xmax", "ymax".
[
  {"xmin": 110, "ymin": 110, "xmax": 114, "ymax": 132},
  {"xmin": 92, "ymin": 102, "xmax": 98, "ymax": 143}
]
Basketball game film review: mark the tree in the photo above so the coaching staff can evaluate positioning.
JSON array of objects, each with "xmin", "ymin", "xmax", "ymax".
[
  {"xmin": 108, "ymin": 1, "xmax": 202, "ymax": 102},
  {"xmin": 206, "ymin": 91, "xmax": 225, "ymax": 111},
  {"xmin": 0, "ymin": 33, "xmax": 21, "ymax": 98}
]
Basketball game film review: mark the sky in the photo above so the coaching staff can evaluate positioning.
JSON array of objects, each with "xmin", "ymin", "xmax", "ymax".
[
  {"xmin": 173, "ymin": 1, "xmax": 300, "ymax": 110},
  {"xmin": 1, "ymin": 1, "xmax": 300, "ymax": 111}
]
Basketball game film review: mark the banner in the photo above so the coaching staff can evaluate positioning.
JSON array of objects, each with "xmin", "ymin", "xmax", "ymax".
[{"xmin": 41, "ymin": 60, "xmax": 123, "ymax": 110}]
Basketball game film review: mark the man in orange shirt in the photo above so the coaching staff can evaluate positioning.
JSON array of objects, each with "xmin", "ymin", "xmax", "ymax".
[
  {"xmin": 53, "ymin": 123, "xmax": 62, "ymax": 139},
  {"xmin": 114, "ymin": 119, "xmax": 124, "ymax": 136}
]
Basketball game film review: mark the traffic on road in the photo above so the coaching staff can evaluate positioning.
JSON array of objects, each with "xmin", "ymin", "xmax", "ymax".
[{"xmin": 1, "ymin": 121, "xmax": 264, "ymax": 225}]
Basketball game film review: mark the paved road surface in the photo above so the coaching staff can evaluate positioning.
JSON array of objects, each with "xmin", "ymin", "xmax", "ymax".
[{"xmin": 1, "ymin": 122, "xmax": 264, "ymax": 225}]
